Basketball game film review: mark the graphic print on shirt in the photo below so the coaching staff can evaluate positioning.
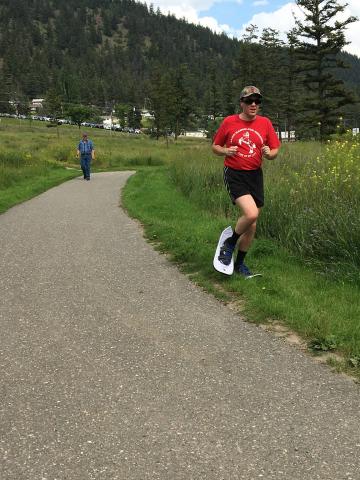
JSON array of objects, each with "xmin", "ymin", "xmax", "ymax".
[{"xmin": 230, "ymin": 128, "xmax": 264, "ymax": 159}]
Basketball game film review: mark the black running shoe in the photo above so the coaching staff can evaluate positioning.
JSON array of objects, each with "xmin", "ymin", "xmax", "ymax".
[
  {"xmin": 218, "ymin": 240, "xmax": 235, "ymax": 266},
  {"xmin": 234, "ymin": 263, "xmax": 253, "ymax": 277},
  {"xmin": 234, "ymin": 263, "xmax": 262, "ymax": 279}
]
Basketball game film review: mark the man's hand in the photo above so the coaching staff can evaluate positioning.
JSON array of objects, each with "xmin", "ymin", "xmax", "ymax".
[
  {"xmin": 262, "ymin": 145, "xmax": 279, "ymax": 160},
  {"xmin": 212, "ymin": 144, "xmax": 238, "ymax": 157},
  {"xmin": 225, "ymin": 146, "xmax": 238, "ymax": 156},
  {"xmin": 261, "ymin": 145, "xmax": 271, "ymax": 157}
]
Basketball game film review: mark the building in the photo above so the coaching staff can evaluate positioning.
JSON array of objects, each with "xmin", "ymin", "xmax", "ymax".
[{"xmin": 31, "ymin": 98, "xmax": 44, "ymax": 112}]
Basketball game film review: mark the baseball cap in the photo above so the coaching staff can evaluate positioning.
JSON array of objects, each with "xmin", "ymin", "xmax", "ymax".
[{"xmin": 240, "ymin": 86, "xmax": 262, "ymax": 99}]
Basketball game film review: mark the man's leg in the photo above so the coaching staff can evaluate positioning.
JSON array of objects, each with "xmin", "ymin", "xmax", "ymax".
[
  {"xmin": 80, "ymin": 157, "xmax": 86, "ymax": 178},
  {"xmin": 234, "ymin": 194, "xmax": 260, "ymax": 241},
  {"xmin": 84, "ymin": 157, "xmax": 91, "ymax": 179},
  {"xmin": 218, "ymin": 194, "xmax": 259, "ymax": 267},
  {"xmin": 233, "ymin": 195, "xmax": 261, "ymax": 275},
  {"xmin": 87, "ymin": 157, "xmax": 91, "ymax": 179}
]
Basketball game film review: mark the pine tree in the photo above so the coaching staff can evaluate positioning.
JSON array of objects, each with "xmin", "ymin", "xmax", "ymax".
[
  {"xmin": 258, "ymin": 28, "xmax": 285, "ymax": 120},
  {"xmin": 283, "ymin": 29, "xmax": 304, "ymax": 141},
  {"xmin": 43, "ymin": 88, "xmax": 63, "ymax": 119},
  {"xmin": 115, "ymin": 103, "xmax": 129, "ymax": 129},
  {"xmin": 203, "ymin": 61, "xmax": 224, "ymax": 120},
  {"xmin": 127, "ymin": 106, "xmax": 142, "ymax": 129},
  {"xmin": 168, "ymin": 65, "xmax": 195, "ymax": 139},
  {"xmin": 234, "ymin": 25, "xmax": 263, "ymax": 94},
  {"xmin": 148, "ymin": 67, "xmax": 173, "ymax": 138},
  {"xmin": 292, "ymin": 0, "xmax": 357, "ymax": 139}
]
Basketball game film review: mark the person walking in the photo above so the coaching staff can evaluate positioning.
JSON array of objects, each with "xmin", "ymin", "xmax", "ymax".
[
  {"xmin": 212, "ymin": 86, "xmax": 281, "ymax": 277},
  {"xmin": 77, "ymin": 133, "xmax": 95, "ymax": 181}
]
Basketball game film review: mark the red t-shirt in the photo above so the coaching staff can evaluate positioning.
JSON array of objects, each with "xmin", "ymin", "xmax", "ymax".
[{"xmin": 213, "ymin": 114, "xmax": 281, "ymax": 170}]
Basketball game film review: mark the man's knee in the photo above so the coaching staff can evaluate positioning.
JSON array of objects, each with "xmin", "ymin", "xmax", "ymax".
[{"xmin": 244, "ymin": 210, "xmax": 259, "ymax": 224}]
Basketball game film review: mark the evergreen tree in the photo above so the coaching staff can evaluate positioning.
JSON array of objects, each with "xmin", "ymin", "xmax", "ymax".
[
  {"xmin": 43, "ymin": 88, "xmax": 63, "ymax": 119},
  {"xmin": 292, "ymin": 0, "xmax": 357, "ymax": 139},
  {"xmin": 258, "ymin": 28, "xmax": 285, "ymax": 120},
  {"xmin": 16, "ymin": 95, "xmax": 30, "ymax": 117},
  {"xmin": 203, "ymin": 61, "xmax": 225, "ymax": 119},
  {"xmin": 0, "ymin": 0, "xmax": 359, "ymax": 128},
  {"xmin": 234, "ymin": 25, "xmax": 262, "ymax": 93},
  {"xmin": 283, "ymin": 29, "xmax": 303, "ymax": 140},
  {"xmin": 148, "ymin": 67, "xmax": 173, "ymax": 138},
  {"xmin": 115, "ymin": 103, "xmax": 129, "ymax": 129},
  {"xmin": 127, "ymin": 106, "xmax": 142, "ymax": 129},
  {"xmin": 168, "ymin": 65, "xmax": 195, "ymax": 139},
  {"xmin": 0, "ymin": 73, "xmax": 15, "ymax": 114}
]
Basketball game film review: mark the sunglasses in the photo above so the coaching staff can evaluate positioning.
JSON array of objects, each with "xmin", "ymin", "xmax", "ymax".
[{"xmin": 242, "ymin": 97, "xmax": 262, "ymax": 105}]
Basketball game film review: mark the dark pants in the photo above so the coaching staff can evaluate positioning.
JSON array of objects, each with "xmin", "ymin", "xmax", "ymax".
[{"xmin": 80, "ymin": 155, "xmax": 91, "ymax": 179}]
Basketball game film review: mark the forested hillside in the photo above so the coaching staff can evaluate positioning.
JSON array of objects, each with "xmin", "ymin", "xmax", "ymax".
[
  {"xmin": 0, "ymin": 0, "xmax": 238, "ymax": 106},
  {"xmin": 0, "ymin": 0, "xmax": 359, "ymax": 134}
]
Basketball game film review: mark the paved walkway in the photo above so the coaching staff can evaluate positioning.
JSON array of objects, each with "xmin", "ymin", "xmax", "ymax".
[{"xmin": 0, "ymin": 172, "xmax": 359, "ymax": 480}]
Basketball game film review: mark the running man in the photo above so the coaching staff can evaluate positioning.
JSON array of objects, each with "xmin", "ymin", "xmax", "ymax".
[{"xmin": 212, "ymin": 86, "xmax": 281, "ymax": 277}]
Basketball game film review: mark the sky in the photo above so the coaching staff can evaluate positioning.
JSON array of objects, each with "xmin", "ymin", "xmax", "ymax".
[{"xmin": 144, "ymin": 0, "xmax": 360, "ymax": 58}]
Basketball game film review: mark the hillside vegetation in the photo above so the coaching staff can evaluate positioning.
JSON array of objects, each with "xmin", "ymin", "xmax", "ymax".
[{"xmin": 0, "ymin": 0, "xmax": 359, "ymax": 134}]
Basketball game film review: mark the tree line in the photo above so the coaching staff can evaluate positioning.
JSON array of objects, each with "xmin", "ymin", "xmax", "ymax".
[{"xmin": 0, "ymin": 0, "xmax": 358, "ymax": 140}]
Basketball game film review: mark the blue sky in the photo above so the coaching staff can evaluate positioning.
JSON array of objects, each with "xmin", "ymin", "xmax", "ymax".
[
  {"xmin": 144, "ymin": 0, "xmax": 360, "ymax": 57},
  {"xmin": 201, "ymin": 0, "xmax": 288, "ymax": 28}
]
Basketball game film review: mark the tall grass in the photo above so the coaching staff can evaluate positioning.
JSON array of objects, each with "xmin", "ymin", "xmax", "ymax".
[
  {"xmin": 0, "ymin": 118, "xmax": 169, "ymax": 173},
  {"xmin": 262, "ymin": 136, "xmax": 360, "ymax": 276},
  {"xmin": 168, "ymin": 134, "xmax": 360, "ymax": 281}
]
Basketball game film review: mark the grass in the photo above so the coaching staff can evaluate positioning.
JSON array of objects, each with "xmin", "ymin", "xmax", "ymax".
[
  {"xmin": 168, "ymin": 134, "xmax": 360, "ymax": 281},
  {"xmin": 0, "ymin": 165, "xmax": 79, "ymax": 214},
  {"xmin": 0, "ymin": 117, "xmax": 176, "ymax": 211}
]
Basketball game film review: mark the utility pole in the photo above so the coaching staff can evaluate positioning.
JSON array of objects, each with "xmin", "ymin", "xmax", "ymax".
[{"xmin": 109, "ymin": 100, "xmax": 115, "ymax": 136}]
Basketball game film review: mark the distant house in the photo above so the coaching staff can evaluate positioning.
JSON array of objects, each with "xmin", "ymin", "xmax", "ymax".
[
  {"xmin": 280, "ymin": 131, "xmax": 296, "ymax": 141},
  {"xmin": 31, "ymin": 98, "xmax": 44, "ymax": 112},
  {"xmin": 103, "ymin": 117, "xmax": 120, "ymax": 129},
  {"xmin": 180, "ymin": 130, "xmax": 207, "ymax": 138},
  {"xmin": 141, "ymin": 109, "xmax": 154, "ymax": 120}
]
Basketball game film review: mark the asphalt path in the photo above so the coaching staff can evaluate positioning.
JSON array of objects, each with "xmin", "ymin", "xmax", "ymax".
[{"xmin": 1, "ymin": 172, "xmax": 359, "ymax": 480}]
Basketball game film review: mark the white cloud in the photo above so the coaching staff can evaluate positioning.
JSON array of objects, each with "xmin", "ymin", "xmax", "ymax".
[
  {"xmin": 145, "ymin": 0, "xmax": 234, "ymax": 34},
  {"xmin": 237, "ymin": 1, "xmax": 360, "ymax": 57},
  {"xmin": 252, "ymin": 1, "xmax": 269, "ymax": 6},
  {"xmin": 341, "ymin": 4, "xmax": 360, "ymax": 57},
  {"xmin": 197, "ymin": 16, "xmax": 232, "ymax": 33},
  {"xmin": 147, "ymin": 0, "xmax": 217, "ymax": 14},
  {"xmin": 236, "ymin": 2, "xmax": 298, "ymax": 39}
]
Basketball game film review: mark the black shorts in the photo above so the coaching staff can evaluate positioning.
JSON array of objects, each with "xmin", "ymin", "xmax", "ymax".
[{"xmin": 223, "ymin": 166, "xmax": 264, "ymax": 207}]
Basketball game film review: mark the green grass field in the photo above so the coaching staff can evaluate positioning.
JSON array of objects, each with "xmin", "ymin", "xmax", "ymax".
[
  {"xmin": 1, "ymin": 117, "xmax": 360, "ymax": 378},
  {"xmin": 0, "ymin": 117, "xmax": 170, "ymax": 212}
]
